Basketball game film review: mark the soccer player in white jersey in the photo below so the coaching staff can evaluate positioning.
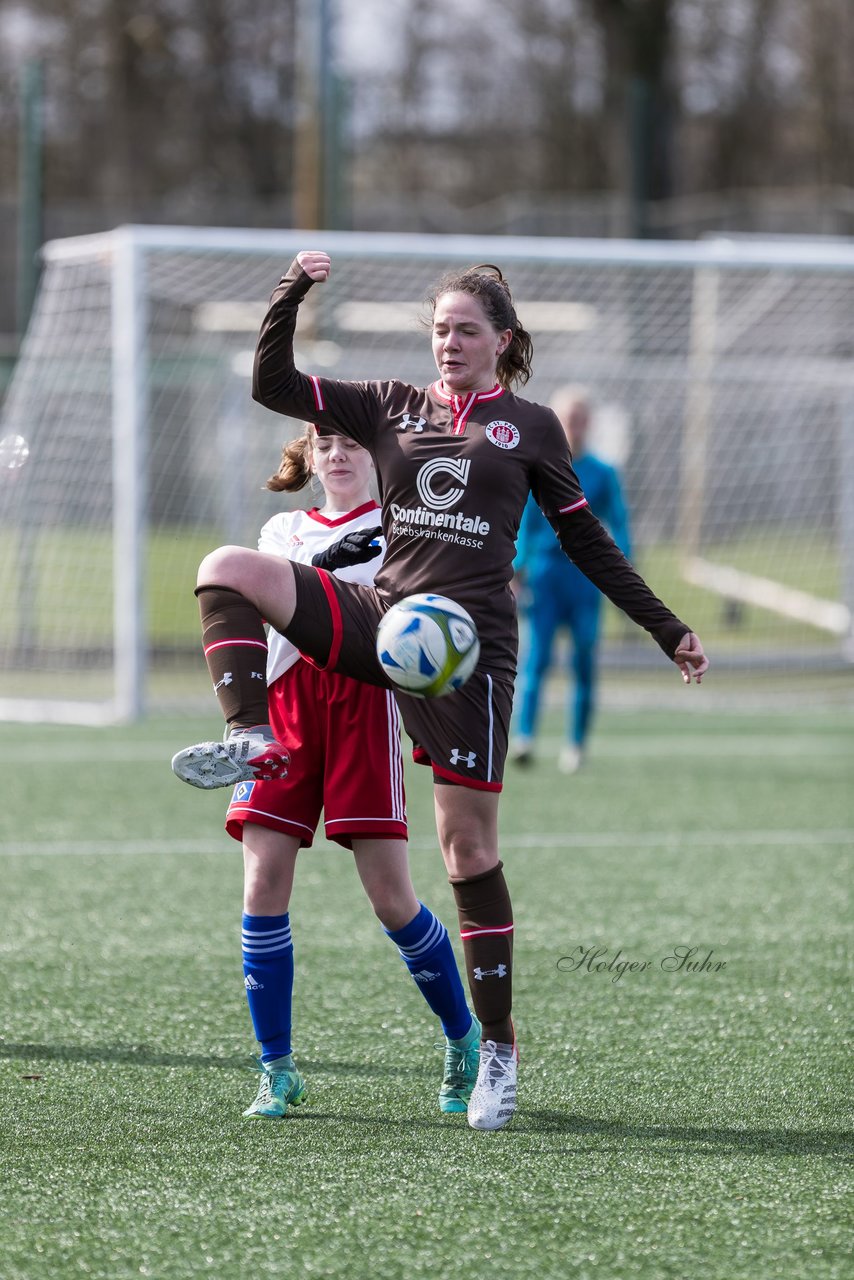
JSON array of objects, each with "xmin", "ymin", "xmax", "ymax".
[
  {"xmin": 173, "ymin": 251, "xmax": 709, "ymax": 1130},
  {"xmin": 230, "ymin": 424, "xmax": 480, "ymax": 1119}
]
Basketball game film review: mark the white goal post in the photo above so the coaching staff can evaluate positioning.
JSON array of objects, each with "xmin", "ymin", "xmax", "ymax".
[{"xmin": 1, "ymin": 226, "xmax": 853, "ymax": 723}]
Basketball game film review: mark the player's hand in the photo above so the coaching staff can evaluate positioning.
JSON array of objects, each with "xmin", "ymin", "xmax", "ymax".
[
  {"xmin": 312, "ymin": 527, "xmax": 383, "ymax": 572},
  {"xmin": 674, "ymin": 631, "xmax": 708, "ymax": 684},
  {"xmin": 297, "ymin": 250, "xmax": 331, "ymax": 282}
]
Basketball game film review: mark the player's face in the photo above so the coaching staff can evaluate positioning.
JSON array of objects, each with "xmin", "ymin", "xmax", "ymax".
[
  {"xmin": 432, "ymin": 292, "xmax": 512, "ymax": 394},
  {"xmin": 311, "ymin": 433, "xmax": 373, "ymax": 505}
]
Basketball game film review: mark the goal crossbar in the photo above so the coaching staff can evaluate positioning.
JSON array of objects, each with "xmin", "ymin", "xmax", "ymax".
[{"xmin": 41, "ymin": 225, "xmax": 854, "ymax": 271}]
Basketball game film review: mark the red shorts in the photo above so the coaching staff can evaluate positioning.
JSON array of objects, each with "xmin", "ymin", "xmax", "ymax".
[{"xmin": 225, "ymin": 661, "xmax": 407, "ymax": 849}]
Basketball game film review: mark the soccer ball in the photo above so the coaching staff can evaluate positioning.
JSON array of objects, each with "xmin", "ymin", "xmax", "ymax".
[{"xmin": 376, "ymin": 593, "xmax": 480, "ymax": 698}]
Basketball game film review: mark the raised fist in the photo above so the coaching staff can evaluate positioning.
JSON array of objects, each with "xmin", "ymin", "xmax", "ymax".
[{"xmin": 296, "ymin": 250, "xmax": 332, "ymax": 282}]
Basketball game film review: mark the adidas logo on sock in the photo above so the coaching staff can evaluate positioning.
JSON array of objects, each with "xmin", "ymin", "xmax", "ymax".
[
  {"xmin": 244, "ymin": 973, "xmax": 264, "ymax": 990},
  {"xmin": 412, "ymin": 969, "xmax": 440, "ymax": 983}
]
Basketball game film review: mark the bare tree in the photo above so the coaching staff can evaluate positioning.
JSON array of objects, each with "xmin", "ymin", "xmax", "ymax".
[{"xmin": 1, "ymin": 0, "xmax": 853, "ymax": 241}]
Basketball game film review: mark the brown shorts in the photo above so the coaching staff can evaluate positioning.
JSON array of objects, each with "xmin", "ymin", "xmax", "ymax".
[{"xmin": 282, "ymin": 562, "xmax": 513, "ymax": 791}]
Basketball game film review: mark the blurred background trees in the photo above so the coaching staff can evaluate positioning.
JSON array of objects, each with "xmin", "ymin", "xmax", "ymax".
[{"xmin": 1, "ymin": 0, "xmax": 853, "ymax": 341}]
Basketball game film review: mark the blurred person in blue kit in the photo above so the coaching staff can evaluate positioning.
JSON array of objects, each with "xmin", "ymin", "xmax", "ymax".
[{"xmin": 512, "ymin": 387, "xmax": 632, "ymax": 773}]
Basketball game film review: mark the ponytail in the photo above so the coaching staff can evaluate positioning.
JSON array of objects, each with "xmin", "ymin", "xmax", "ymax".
[{"xmin": 265, "ymin": 423, "xmax": 315, "ymax": 492}]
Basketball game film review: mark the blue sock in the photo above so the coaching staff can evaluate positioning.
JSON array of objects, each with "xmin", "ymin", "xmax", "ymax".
[
  {"xmin": 386, "ymin": 903, "xmax": 472, "ymax": 1041},
  {"xmin": 241, "ymin": 913, "xmax": 294, "ymax": 1063}
]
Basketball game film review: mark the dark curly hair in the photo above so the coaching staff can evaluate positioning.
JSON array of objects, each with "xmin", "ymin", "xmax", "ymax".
[{"xmin": 426, "ymin": 263, "xmax": 533, "ymax": 390}]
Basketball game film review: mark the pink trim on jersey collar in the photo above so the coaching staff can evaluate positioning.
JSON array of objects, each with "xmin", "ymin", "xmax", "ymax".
[
  {"xmin": 431, "ymin": 381, "xmax": 505, "ymax": 436},
  {"xmin": 307, "ymin": 500, "xmax": 380, "ymax": 528},
  {"xmin": 431, "ymin": 380, "xmax": 505, "ymax": 406}
]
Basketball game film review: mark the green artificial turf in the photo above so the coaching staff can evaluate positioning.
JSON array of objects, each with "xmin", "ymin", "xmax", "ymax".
[{"xmin": 1, "ymin": 707, "xmax": 852, "ymax": 1280}]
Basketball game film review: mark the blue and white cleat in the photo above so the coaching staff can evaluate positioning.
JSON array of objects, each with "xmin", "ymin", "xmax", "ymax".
[
  {"xmin": 243, "ymin": 1055, "xmax": 307, "ymax": 1119},
  {"xmin": 171, "ymin": 726, "xmax": 289, "ymax": 790},
  {"xmin": 439, "ymin": 1016, "xmax": 482, "ymax": 1113}
]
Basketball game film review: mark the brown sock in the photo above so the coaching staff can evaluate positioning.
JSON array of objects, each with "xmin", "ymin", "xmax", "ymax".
[
  {"xmin": 196, "ymin": 585, "xmax": 270, "ymax": 730},
  {"xmin": 450, "ymin": 861, "xmax": 514, "ymax": 1044}
]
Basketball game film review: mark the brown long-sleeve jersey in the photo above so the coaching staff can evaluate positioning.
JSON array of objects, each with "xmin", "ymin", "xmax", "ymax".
[{"xmin": 252, "ymin": 261, "xmax": 690, "ymax": 676}]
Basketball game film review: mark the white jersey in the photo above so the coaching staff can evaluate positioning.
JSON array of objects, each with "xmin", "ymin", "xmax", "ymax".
[{"xmin": 259, "ymin": 500, "xmax": 384, "ymax": 685}]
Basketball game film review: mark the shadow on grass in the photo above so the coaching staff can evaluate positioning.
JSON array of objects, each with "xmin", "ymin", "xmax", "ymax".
[
  {"xmin": 515, "ymin": 1107, "xmax": 854, "ymax": 1159},
  {"xmin": 262, "ymin": 1109, "xmax": 454, "ymax": 1133},
  {"xmin": 0, "ymin": 1041, "xmax": 248, "ymax": 1070},
  {"xmin": 0, "ymin": 1041, "xmax": 431, "ymax": 1078},
  {"xmin": 4, "ymin": 1044, "xmax": 847, "ymax": 1158},
  {"xmin": 225, "ymin": 1106, "xmax": 854, "ymax": 1154}
]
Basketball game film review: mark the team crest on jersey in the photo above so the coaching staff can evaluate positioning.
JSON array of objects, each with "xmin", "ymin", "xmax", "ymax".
[{"xmin": 485, "ymin": 420, "xmax": 520, "ymax": 450}]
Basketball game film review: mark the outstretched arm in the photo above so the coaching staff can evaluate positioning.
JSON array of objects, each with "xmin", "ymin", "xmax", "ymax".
[
  {"xmin": 532, "ymin": 410, "xmax": 708, "ymax": 683},
  {"xmin": 552, "ymin": 506, "xmax": 708, "ymax": 683},
  {"xmin": 252, "ymin": 251, "xmax": 378, "ymax": 445}
]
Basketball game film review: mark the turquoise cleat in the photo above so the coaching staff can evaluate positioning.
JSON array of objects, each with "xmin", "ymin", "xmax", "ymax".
[
  {"xmin": 439, "ymin": 1016, "xmax": 482, "ymax": 1113},
  {"xmin": 243, "ymin": 1054, "xmax": 308, "ymax": 1119}
]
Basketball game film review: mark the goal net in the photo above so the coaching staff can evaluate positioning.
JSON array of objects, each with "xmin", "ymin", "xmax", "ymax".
[{"xmin": 1, "ymin": 227, "xmax": 852, "ymax": 722}]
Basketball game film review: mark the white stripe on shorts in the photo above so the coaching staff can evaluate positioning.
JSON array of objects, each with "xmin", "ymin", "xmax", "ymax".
[
  {"xmin": 486, "ymin": 674, "xmax": 494, "ymax": 782},
  {"xmin": 386, "ymin": 689, "xmax": 406, "ymax": 823}
]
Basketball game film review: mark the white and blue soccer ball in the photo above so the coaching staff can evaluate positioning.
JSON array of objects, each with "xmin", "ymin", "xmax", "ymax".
[{"xmin": 376, "ymin": 593, "xmax": 480, "ymax": 698}]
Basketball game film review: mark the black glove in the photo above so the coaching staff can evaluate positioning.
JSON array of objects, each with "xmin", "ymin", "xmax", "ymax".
[{"xmin": 312, "ymin": 526, "xmax": 383, "ymax": 572}]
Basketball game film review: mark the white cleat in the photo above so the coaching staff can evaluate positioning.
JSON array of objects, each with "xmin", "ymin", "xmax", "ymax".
[
  {"xmin": 171, "ymin": 726, "xmax": 289, "ymax": 790},
  {"xmin": 467, "ymin": 1039, "xmax": 518, "ymax": 1131},
  {"xmin": 558, "ymin": 744, "xmax": 583, "ymax": 775},
  {"xmin": 509, "ymin": 737, "xmax": 534, "ymax": 767}
]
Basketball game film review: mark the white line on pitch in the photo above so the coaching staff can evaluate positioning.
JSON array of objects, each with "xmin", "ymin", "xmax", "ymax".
[
  {"xmin": 1, "ymin": 830, "xmax": 851, "ymax": 857},
  {"xmin": 0, "ymin": 735, "xmax": 848, "ymax": 765}
]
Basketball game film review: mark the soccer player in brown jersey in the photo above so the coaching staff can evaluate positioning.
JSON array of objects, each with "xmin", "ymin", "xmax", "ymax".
[{"xmin": 172, "ymin": 249, "xmax": 709, "ymax": 1131}]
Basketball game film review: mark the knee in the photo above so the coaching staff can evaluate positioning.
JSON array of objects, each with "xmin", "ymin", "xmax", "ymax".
[
  {"xmin": 370, "ymin": 894, "xmax": 416, "ymax": 934},
  {"xmin": 198, "ymin": 546, "xmax": 293, "ymax": 611},
  {"xmin": 244, "ymin": 881, "xmax": 287, "ymax": 917},
  {"xmin": 574, "ymin": 645, "xmax": 596, "ymax": 681},
  {"xmin": 197, "ymin": 544, "xmax": 253, "ymax": 591},
  {"xmin": 441, "ymin": 829, "xmax": 498, "ymax": 881},
  {"xmin": 243, "ymin": 860, "xmax": 291, "ymax": 916},
  {"xmin": 527, "ymin": 634, "xmax": 552, "ymax": 673},
  {"xmin": 522, "ymin": 650, "xmax": 546, "ymax": 682}
]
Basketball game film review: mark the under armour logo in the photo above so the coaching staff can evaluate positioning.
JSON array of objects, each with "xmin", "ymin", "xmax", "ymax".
[
  {"xmin": 473, "ymin": 965, "xmax": 508, "ymax": 981},
  {"xmin": 396, "ymin": 413, "xmax": 427, "ymax": 433},
  {"xmin": 214, "ymin": 672, "xmax": 233, "ymax": 693},
  {"xmin": 450, "ymin": 748, "xmax": 476, "ymax": 768}
]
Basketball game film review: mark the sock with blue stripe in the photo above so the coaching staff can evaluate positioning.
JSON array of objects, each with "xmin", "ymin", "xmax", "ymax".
[
  {"xmin": 385, "ymin": 902, "xmax": 472, "ymax": 1041},
  {"xmin": 241, "ymin": 912, "xmax": 294, "ymax": 1063}
]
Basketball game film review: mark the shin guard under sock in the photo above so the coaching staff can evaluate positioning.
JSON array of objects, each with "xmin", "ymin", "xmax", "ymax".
[
  {"xmin": 196, "ymin": 585, "xmax": 270, "ymax": 729},
  {"xmin": 450, "ymin": 861, "xmax": 514, "ymax": 1043},
  {"xmin": 385, "ymin": 903, "xmax": 472, "ymax": 1040},
  {"xmin": 241, "ymin": 913, "xmax": 294, "ymax": 1063}
]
